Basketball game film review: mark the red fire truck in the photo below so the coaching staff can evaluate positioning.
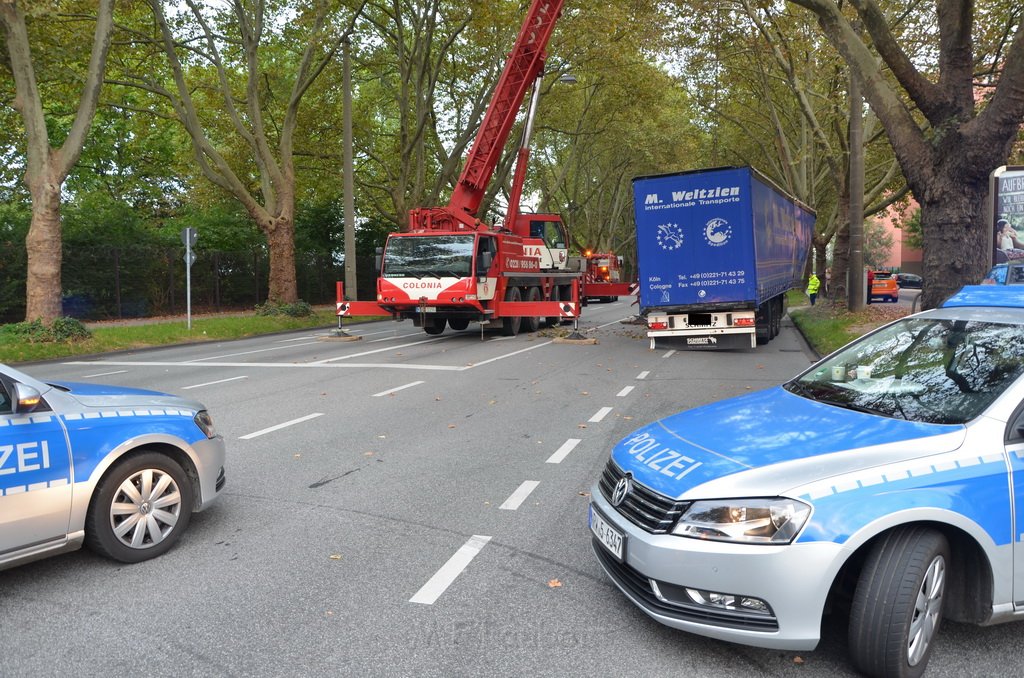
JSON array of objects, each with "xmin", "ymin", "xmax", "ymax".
[{"xmin": 581, "ymin": 250, "xmax": 633, "ymax": 303}]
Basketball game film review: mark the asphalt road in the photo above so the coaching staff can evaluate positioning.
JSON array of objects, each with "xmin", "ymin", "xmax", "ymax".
[{"xmin": 2, "ymin": 301, "xmax": 1018, "ymax": 677}]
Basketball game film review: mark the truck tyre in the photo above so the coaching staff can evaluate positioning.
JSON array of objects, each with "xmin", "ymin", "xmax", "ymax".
[
  {"xmin": 848, "ymin": 526, "xmax": 949, "ymax": 678},
  {"xmin": 523, "ymin": 287, "xmax": 541, "ymax": 333},
  {"xmin": 502, "ymin": 287, "xmax": 522, "ymax": 336},
  {"xmin": 771, "ymin": 297, "xmax": 783, "ymax": 338},
  {"xmin": 84, "ymin": 450, "xmax": 194, "ymax": 563},
  {"xmin": 423, "ymin": 316, "xmax": 446, "ymax": 335},
  {"xmin": 544, "ymin": 286, "xmax": 561, "ymax": 327},
  {"xmin": 756, "ymin": 302, "xmax": 772, "ymax": 345},
  {"xmin": 448, "ymin": 318, "xmax": 470, "ymax": 331}
]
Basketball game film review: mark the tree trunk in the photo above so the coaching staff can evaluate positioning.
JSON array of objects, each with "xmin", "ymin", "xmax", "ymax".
[
  {"xmin": 24, "ymin": 177, "xmax": 63, "ymax": 322},
  {"xmin": 919, "ymin": 179, "xmax": 990, "ymax": 309},
  {"xmin": 264, "ymin": 217, "xmax": 299, "ymax": 304}
]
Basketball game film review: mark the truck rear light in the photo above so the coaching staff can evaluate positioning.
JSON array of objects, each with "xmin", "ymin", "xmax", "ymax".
[
  {"xmin": 735, "ymin": 317, "xmax": 755, "ymax": 327},
  {"xmin": 649, "ymin": 321, "xmax": 668, "ymax": 330}
]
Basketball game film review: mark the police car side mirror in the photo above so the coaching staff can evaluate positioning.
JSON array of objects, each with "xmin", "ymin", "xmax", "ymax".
[{"xmin": 13, "ymin": 383, "xmax": 42, "ymax": 414}]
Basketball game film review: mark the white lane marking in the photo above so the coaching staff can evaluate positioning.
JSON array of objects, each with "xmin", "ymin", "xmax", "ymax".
[
  {"xmin": 500, "ymin": 481, "xmax": 540, "ymax": 510},
  {"xmin": 409, "ymin": 535, "xmax": 492, "ymax": 605},
  {"xmin": 369, "ymin": 333, "xmax": 432, "ymax": 344},
  {"xmin": 63, "ymin": 360, "xmax": 463, "ymax": 372},
  {"xmin": 462, "ymin": 341, "xmax": 552, "ymax": 369},
  {"xmin": 372, "ymin": 381, "xmax": 425, "ymax": 397},
  {"xmin": 313, "ymin": 337, "xmax": 449, "ymax": 363},
  {"xmin": 617, "ymin": 386, "xmax": 634, "ymax": 397},
  {"xmin": 589, "ymin": 407, "xmax": 613, "ymax": 423},
  {"xmin": 188, "ymin": 342, "xmax": 321, "ymax": 362},
  {"xmin": 276, "ymin": 336, "xmax": 320, "ymax": 343},
  {"xmin": 66, "ymin": 338, "xmax": 558, "ymax": 373},
  {"xmin": 662, "ymin": 350, "xmax": 676, "ymax": 359},
  {"xmin": 181, "ymin": 375, "xmax": 248, "ymax": 390},
  {"xmin": 239, "ymin": 413, "xmax": 324, "ymax": 440},
  {"xmin": 81, "ymin": 370, "xmax": 128, "ymax": 378},
  {"xmin": 351, "ymin": 329, "xmax": 409, "ymax": 338},
  {"xmin": 546, "ymin": 439, "xmax": 581, "ymax": 464},
  {"xmin": 637, "ymin": 371, "xmax": 650, "ymax": 380},
  {"xmin": 595, "ymin": 319, "xmax": 627, "ymax": 329}
]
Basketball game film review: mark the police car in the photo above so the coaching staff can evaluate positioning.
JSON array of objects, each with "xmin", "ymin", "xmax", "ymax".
[
  {"xmin": 590, "ymin": 285, "xmax": 1024, "ymax": 677},
  {"xmin": 0, "ymin": 363, "xmax": 225, "ymax": 570}
]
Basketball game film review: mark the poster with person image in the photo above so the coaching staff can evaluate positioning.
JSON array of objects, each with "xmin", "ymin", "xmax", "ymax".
[{"xmin": 992, "ymin": 166, "xmax": 1024, "ymax": 264}]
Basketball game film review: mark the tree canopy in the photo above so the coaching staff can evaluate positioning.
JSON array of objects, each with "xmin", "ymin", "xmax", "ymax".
[{"xmin": 1, "ymin": 0, "xmax": 1022, "ymax": 320}]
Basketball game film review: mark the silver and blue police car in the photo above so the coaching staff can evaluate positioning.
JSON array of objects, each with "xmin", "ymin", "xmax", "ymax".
[
  {"xmin": 591, "ymin": 285, "xmax": 1024, "ymax": 678},
  {"xmin": 0, "ymin": 363, "xmax": 225, "ymax": 570}
]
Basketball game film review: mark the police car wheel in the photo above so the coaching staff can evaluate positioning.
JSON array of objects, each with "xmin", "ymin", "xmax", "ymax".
[
  {"xmin": 85, "ymin": 451, "xmax": 195, "ymax": 564},
  {"xmin": 848, "ymin": 526, "xmax": 949, "ymax": 678}
]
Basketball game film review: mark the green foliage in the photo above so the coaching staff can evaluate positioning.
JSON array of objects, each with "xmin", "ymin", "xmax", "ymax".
[
  {"xmin": 0, "ymin": 317, "xmax": 91, "ymax": 343},
  {"xmin": 254, "ymin": 300, "xmax": 314, "ymax": 317},
  {"xmin": 0, "ymin": 202, "xmax": 31, "ymax": 320},
  {"xmin": 897, "ymin": 207, "xmax": 923, "ymax": 250},
  {"xmin": 864, "ymin": 219, "xmax": 896, "ymax": 269},
  {"xmin": 50, "ymin": 317, "xmax": 91, "ymax": 341}
]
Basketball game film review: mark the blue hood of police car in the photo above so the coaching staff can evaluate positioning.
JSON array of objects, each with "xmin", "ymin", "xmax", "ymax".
[
  {"xmin": 610, "ymin": 386, "xmax": 965, "ymax": 500},
  {"xmin": 51, "ymin": 381, "xmax": 203, "ymax": 412}
]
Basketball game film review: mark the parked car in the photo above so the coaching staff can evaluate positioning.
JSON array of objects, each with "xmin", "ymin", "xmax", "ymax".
[
  {"xmin": 983, "ymin": 262, "xmax": 1024, "ymax": 285},
  {"xmin": 0, "ymin": 363, "xmax": 226, "ymax": 571},
  {"xmin": 869, "ymin": 271, "xmax": 900, "ymax": 302},
  {"xmin": 895, "ymin": 272, "xmax": 923, "ymax": 288},
  {"xmin": 590, "ymin": 285, "xmax": 1024, "ymax": 677}
]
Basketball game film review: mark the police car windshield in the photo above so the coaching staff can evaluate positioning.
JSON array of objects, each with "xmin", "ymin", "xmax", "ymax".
[
  {"xmin": 382, "ymin": 235, "xmax": 474, "ymax": 278},
  {"xmin": 786, "ymin": 317, "xmax": 1024, "ymax": 424}
]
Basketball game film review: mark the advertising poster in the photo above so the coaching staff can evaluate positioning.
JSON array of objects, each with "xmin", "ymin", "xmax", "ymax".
[{"xmin": 992, "ymin": 166, "xmax": 1024, "ymax": 265}]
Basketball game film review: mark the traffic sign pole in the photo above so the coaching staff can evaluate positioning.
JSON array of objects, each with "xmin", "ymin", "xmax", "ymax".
[{"xmin": 181, "ymin": 228, "xmax": 198, "ymax": 330}]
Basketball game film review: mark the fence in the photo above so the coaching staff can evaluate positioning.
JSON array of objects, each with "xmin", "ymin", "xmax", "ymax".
[{"xmin": 0, "ymin": 244, "xmax": 378, "ymax": 323}]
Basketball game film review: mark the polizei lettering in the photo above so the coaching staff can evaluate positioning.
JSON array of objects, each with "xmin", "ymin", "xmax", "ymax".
[
  {"xmin": 620, "ymin": 432, "xmax": 701, "ymax": 479},
  {"xmin": 0, "ymin": 440, "xmax": 51, "ymax": 475}
]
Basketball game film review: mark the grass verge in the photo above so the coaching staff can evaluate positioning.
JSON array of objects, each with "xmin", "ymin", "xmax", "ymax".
[
  {"xmin": 789, "ymin": 298, "xmax": 910, "ymax": 357},
  {"xmin": 0, "ymin": 310, "xmax": 356, "ymax": 364}
]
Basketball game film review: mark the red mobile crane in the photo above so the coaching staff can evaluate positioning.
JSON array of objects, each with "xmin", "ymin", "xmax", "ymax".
[{"xmin": 341, "ymin": 0, "xmax": 580, "ymax": 335}]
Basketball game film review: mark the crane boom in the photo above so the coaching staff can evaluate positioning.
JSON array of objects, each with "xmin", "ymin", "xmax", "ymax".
[{"xmin": 409, "ymin": 0, "xmax": 564, "ymax": 232}]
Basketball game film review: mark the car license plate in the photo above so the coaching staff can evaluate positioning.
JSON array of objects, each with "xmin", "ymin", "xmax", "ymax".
[{"xmin": 590, "ymin": 504, "xmax": 624, "ymax": 561}]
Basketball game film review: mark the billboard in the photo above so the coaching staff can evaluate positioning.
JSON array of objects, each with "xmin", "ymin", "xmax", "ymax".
[{"xmin": 991, "ymin": 166, "xmax": 1024, "ymax": 265}]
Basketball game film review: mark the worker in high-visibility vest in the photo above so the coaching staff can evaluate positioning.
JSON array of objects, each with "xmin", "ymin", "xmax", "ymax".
[{"xmin": 806, "ymin": 273, "xmax": 821, "ymax": 306}]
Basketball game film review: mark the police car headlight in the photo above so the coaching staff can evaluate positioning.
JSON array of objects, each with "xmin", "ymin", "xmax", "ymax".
[
  {"xmin": 672, "ymin": 498, "xmax": 811, "ymax": 544},
  {"xmin": 194, "ymin": 410, "xmax": 218, "ymax": 439}
]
